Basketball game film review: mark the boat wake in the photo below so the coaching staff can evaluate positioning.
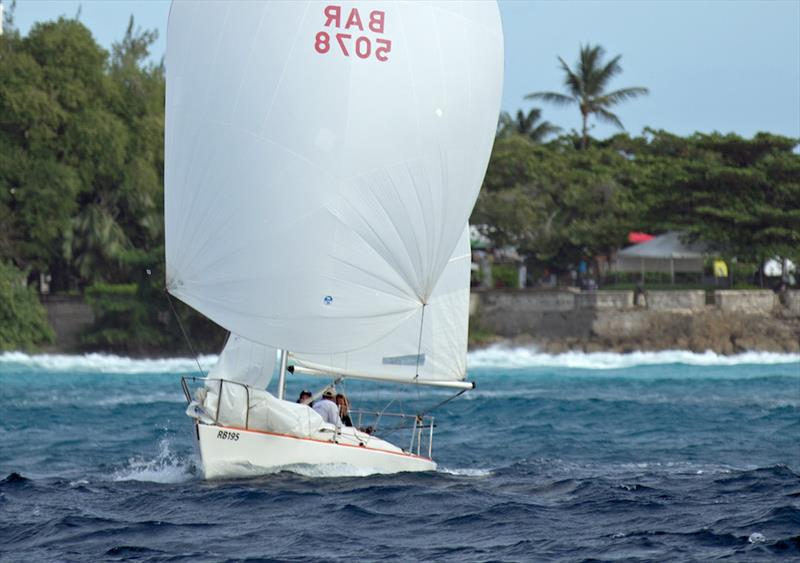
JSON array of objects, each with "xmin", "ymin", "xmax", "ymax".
[
  {"xmin": 437, "ymin": 467, "xmax": 494, "ymax": 477},
  {"xmin": 205, "ymin": 461, "xmax": 397, "ymax": 480}
]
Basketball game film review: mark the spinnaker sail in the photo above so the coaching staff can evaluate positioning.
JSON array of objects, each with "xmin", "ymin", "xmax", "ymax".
[
  {"xmin": 291, "ymin": 226, "xmax": 471, "ymax": 384},
  {"xmin": 164, "ymin": 1, "xmax": 503, "ymax": 354}
]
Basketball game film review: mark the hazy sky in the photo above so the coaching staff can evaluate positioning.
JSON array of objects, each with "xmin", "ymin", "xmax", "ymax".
[{"xmin": 9, "ymin": 0, "xmax": 800, "ymax": 140}]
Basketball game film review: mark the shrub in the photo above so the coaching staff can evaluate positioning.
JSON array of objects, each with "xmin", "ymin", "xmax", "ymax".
[{"xmin": 0, "ymin": 262, "xmax": 54, "ymax": 350}]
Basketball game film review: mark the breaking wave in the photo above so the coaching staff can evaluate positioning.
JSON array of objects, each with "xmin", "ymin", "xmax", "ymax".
[
  {"xmin": 1, "ymin": 348, "xmax": 798, "ymax": 376},
  {"xmin": 0, "ymin": 351, "xmax": 218, "ymax": 375},
  {"xmin": 467, "ymin": 346, "xmax": 800, "ymax": 370}
]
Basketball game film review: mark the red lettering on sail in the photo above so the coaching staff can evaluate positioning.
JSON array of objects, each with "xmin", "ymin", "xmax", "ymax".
[
  {"xmin": 323, "ymin": 5, "xmax": 341, "ymax": 28},
  {"xmin": 314, "ymin": 5, "xmax": 391, "ymax": 62},
  {"xmin": 345, "ymin": 8, "xmax": 363, "ymax": 32},
  {"xmin": 368, "ymin": 11, "xmax": 385, "ymax": 34}
]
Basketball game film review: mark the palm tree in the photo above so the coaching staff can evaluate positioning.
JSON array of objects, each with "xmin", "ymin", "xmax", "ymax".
[
  {"xmin": 526, "ymin": 44, "xmax": 649, "ymax": 149},
  {"xmin": 497, "ymin": 107, "xmax": 561, "ymax": 143}
]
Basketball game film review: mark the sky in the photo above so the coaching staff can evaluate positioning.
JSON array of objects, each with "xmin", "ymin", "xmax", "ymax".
[{"xmin": 7, "ymin": 0, "xmax": 800, "ymax": 141}]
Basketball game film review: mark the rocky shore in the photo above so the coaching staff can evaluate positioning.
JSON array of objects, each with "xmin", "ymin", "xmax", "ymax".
[
  {"xmin": 472, "ymin": 310, "xmax": 800, "ymax": 355},
  {"xmin": 470, "ymin": 289, "xmax": 800, "ymax": 355}
]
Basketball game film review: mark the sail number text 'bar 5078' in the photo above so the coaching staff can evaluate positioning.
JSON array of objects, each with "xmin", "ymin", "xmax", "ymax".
[{"xmin": 314, "ymin": 5, "xmax": 392, "ymax": 62}]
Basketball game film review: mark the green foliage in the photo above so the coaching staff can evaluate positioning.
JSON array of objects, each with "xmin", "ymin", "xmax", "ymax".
[
  {"xmin": 473, "ymin": 130, "xmax": 799, "ymax": 279},
  {"xmin": 0, "ymin": 261, "xmax": 53, "ymax": 351},
  {"xmin": 83, "ymin": 283, "xmax": 162, "ymax": 352},
  {"xmin": 82, "ymin": 248, "xmax": 226, "ymax": 354},
  {"xmin": 0, "ymin": 15, "xmax": 164, "ymax": 291},
  {"xmin": 609, "ymin": 130, "xmax": 800, "ymax": 264},
  {"xmin": 491, "ymin": 264, "xmax": 519, "ymax": 288},
  {"xmin": 473, "ymin": 136, "xmax": 638, "ymax": 269},
  {"xmin": 497, "ymin": 108, "xmax": 561, "ymax": 143}
]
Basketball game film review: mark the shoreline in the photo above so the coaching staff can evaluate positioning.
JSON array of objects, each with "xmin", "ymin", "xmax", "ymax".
[
  {"xmin": 29, "ymin": 290, "xmax": 800, "ymax": 358},
  {"xmin": 470, "ymin": 289, "xmax": 800, "ymax": 356}
]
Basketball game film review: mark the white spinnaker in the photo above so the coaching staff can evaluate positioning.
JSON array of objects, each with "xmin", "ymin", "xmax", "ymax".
[
  {"xmin": 208, "ymin": 334, "xmax": 276, "ymax": 389},
  {"xmin": 291, "ymin": 227, "xmax": 470, "ymax": 383},
  {"xmin": 164, "ymin": 1, "xmax": 503, "ymax": 353}
]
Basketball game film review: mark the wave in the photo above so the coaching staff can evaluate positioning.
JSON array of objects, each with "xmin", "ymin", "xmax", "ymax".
[
  {"xmin": 2, "ymin": 347, "xmax": 798, "ymax": 375},
  {"xmin": 0, "ymin": 351, "xmax": 218, "ymax": 375},
  {"xmin": 468, "ymin": 346, "xmax": 800, "ymax": 370}
]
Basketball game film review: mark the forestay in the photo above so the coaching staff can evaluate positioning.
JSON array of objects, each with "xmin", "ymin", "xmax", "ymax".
[
  {"xmin": 291, "ymin": 227, "xmax": 471, "ymax": 385},
  {"xmin": 164, "ymin": 1, "xmax": 503, "ymax": 354}
]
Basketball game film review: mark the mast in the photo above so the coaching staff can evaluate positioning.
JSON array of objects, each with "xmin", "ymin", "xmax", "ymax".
[{"xmin": 277, "ymin": 349, "xmax": 289, "ymax": 400}]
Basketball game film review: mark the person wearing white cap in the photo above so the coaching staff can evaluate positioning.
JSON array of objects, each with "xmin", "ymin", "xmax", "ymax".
[{"xmin": 312, "ymin": 386, "xmax": 342, "ymax": 426}]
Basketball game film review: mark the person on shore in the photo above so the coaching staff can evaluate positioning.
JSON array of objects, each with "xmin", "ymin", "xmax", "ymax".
[
  {"xmin": 296, "ymin": 390, "xmax": 312, "ymax": 405},
  {"xmin": 313, "ymin": 387, "xmax": 341, "ymax": 426},
  {"xmin": 336, "ymin": 393, "xmax": 353, "ymax": 427}
]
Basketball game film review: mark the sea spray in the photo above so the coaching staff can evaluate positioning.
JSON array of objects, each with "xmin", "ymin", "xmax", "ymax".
[{"xmin": 112, "ymin": 437, "xmax": 197, "ymax": 484}]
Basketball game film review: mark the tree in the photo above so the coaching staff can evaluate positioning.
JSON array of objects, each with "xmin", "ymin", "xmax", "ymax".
[
  {"xmin": 0, "ymin": 261, "xmax": 53, "ymax": 351},
  {"xmin": 629, "ymin": 131, "xmax": 800, "ymax": 265},
  {"xmin": 527, "ymin": 44, "xmax": 649, "ymax": 149},
  {"xmin": 471, "ymin": 136, "xmax": 639, "ymax": 269},
  {"xmin": 497, "ymin": 107, "xmax": 561, "ymax": 143}
]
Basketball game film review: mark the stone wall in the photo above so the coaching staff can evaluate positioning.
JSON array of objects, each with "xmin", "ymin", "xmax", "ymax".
[
  {"xmin": 41, "ymin": 295, "xmax": 95, "ymax": 352},
  {"xmin": 470, "ymin": 289, "xmax": 800, "ymax": 354},
  {"xmin": 646, "ymin": 290, "xmax": 706, "ymax": 311},
  {"xmin": 475, "ymin": 288, "xmax": 577, "ymax": 313},
  {"xmin": 714, "ymin": 290, "xmax": 776, "ymax": 315},
  {"xmin": 576, "ymin": 290, "xmax": 634, "ymax": 310},
  {"xmin": 782, "ymin": 290, "xmax": 800, "ymax": 317}
]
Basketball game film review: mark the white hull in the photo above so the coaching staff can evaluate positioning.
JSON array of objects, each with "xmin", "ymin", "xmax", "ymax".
[{"xmin": 195, "ymin": 422, "xmax": 436, "ymax": 479}]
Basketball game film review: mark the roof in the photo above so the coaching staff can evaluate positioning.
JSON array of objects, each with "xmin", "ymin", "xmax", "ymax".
[{"xmin": 617, "ymin": 231, "xmax": 710, "ymax": 259}]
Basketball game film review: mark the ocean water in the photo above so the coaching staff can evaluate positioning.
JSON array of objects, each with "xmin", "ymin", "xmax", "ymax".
[{"xmin": 1, "ymin": 348, "xmax": 799, "ymax": 562}]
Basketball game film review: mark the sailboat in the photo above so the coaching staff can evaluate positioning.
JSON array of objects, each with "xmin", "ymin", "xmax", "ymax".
[{"xmin": 165, "ymin": 0, "xmax": 503, "ymax": 479}]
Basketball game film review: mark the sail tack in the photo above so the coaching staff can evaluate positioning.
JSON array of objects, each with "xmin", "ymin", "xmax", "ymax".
[{"xmin": 165, "ymin": 1, "xmax": 503, "ymax": 354}]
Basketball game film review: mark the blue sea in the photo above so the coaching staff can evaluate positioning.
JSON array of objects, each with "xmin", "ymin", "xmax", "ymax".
[{"xmin": 1, "ymin": 348, "xmax": 799, "ymax": 562}]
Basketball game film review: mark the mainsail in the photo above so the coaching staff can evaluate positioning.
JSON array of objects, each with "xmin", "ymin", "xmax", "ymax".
[{"xmin": 165, "ymin": 1, "xmax": 503, "ymax": 356}]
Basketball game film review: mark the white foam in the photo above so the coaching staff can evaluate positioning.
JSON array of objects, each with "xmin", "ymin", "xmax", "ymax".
[
  {"xmin": 112, "ymin": 438, "xmax": 196, "ymax": 483},
  {"xmin": 467, "ymin": 346, "xmax": 800, "ymax": 370},
  {"xmin": 437, "ymin": 467, "xmax": 493, "ymax": 477},
  {"xmin": 205, "ymin": 461, "xmax": 387, "ymax": 479},
  {"xmin": 0, "ymin": 351, "xmax": 218, "ymax": 375},
  {"xmin": 2, "ymin": 347, "xmax": 797, "ymax": 375}
]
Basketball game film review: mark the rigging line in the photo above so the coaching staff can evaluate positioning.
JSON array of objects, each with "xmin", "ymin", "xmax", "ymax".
[
  {"xmin": 413, "ymin": 303, "xmax": 427, "ymax": 406},
  {"xmin": 417, "ymin": 388, "xmax": 468, "ymax": 419},
  {"xmin": 373, "ymin": 396, "xmax": 398, "ymax": 434},
  {"xmin": 414, "ymin": 303, "xmax": 427, "ymax": 379},
  {"xmin": 166, "ymin": 290, "xmax": 206, "ymax": 378}
]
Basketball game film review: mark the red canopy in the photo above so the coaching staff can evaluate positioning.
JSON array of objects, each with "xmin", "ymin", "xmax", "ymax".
[{"xmin": 628, "ymin": 232, "xmax": 654, "ymax": 244}]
